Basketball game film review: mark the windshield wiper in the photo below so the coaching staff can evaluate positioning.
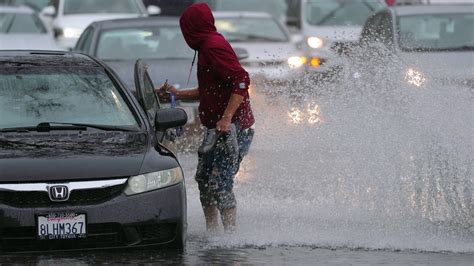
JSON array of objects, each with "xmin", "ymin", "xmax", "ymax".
[{"xmin": 0, "ymin": 122, "xmax": 138, "ymax": 133}]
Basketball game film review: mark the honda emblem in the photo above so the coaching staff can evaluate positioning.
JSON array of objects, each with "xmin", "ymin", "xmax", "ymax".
[{"xmin": 49, "ymin": 185, "xmax": 69, "ymax": 202}]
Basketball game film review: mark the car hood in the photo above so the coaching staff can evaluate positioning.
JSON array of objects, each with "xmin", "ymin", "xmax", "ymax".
[
  {"xmin": 304, "ymin": 26, "xmax": 362, "ymax": 42},
  {"xmin": 231, "ymin": 42, "xmax": 300, "ymax": 63},
  {"xmin": 0, "ymin": 132, "xmax": 148, "ymax": 182},
  {"xmin": 105, "ymin": 59, "xmax": 198, "ymax": 91},
  {"xmin": 54, "ymin": 14, "xmax": 143, "ymax": 30},
  {"xmin": 400, "ymin": 51, "xmax": 474, "ymax": 80},
  {"xmin": 0, "ymin": 34, "xmax": 63, "ymax": 50}
]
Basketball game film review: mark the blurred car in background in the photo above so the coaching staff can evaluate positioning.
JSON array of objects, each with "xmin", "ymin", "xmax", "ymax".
[
  {"xmin": 0, "ymin": 5, "xmax": 62, "ymax": 50},
  {"xmin": 286, "ymin": 0, "xmax": 386, "ymax": 81},
  {"xmin": 0, "ymin": 0, "xmax": 50, "ymax": 12},
  {"xmin": 204, "ymin": 0, "xmax": 289, "ymax": 24},
  {"xmin": 73, "ymin": 17, "xmax": 199, "ymax": 127},
  {"xmin": 40, "ymin": 0, "xmax": 160, "ymax": 50},
  {"xmin": 142, "ymin": 0, "xmax": 194, "ymax": 16},
  {"xmin": 352, "ymin": 3, "xmax": 474, "ymax": 88},
  {"xmin": 214, "ymin": 12, "xmax": 306, "ymax": 83}
]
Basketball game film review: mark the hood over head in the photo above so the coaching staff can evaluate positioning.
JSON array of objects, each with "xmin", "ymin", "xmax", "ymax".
[{"xmin": 179, "ymin": 3, "xmax": 216, "ymax": 50}]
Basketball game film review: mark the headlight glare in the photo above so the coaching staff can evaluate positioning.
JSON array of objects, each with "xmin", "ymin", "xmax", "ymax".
[
  {"xmin": 307, "ymin": 36, "xmax": 324, "ymax": 49},
  {"xmin": 62, "ymin": 27, "xmax": 83, "ymax": 38},
  {"xmin": 125, "ymin": 167, "xmax": 183, "ymax": 195},
  {"xmin": 288, "ymin": 56, "xmax": 307, "ymax": 68},
  {"xmin": 404, "ymin": 68, "xmax": 426, "ymax": 87}
]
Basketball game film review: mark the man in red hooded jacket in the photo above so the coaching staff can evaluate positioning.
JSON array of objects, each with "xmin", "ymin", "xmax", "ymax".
[{"xmin": 160, "ymin": 3, "xmax": 255, "ymax": 233}]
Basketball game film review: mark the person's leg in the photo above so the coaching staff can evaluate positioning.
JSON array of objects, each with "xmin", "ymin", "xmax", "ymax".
[
  {"xmin": 195, "ymin": 151, "xmax": 220, "ymax": 233},
  {"xmin": 202, "ymin": 204, "xmax": 219, "ymax": 233},
  {"xmin": 221, "ymin": 207, "xmax": 237, "ymax": 233}
]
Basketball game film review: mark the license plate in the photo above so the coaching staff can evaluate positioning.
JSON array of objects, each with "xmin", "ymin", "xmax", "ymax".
[{"xmin": 37, "ymin": 212, "xmax": 87, "ymax": 240}]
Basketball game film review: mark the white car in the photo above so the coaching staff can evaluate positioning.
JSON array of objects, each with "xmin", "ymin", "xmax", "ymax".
[
  {"xmin": 0, "ymin": 5, "xmax": 62, "ymax": 50},
  {"xmin": 41, "ymin": 0, "xmax": 160, "ymax": 50},
  {"xmin": 214, "ymin": 12, "xmax": 306, "ymax": 83},
  {"xmin": 286, "ymin": 0, "xmax": 387, "ymax": 80},
  {"xmin": 353, "ymin": 3, "xmax": 474, "ymax": 87}
]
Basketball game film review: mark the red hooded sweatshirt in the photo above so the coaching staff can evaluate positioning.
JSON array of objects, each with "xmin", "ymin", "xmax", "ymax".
[{"xmin": 180, "ymin": 3, "xmax": 255, "ymax": 130}]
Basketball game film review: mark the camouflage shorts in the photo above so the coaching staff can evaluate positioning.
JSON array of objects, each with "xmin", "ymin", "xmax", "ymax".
[{"xmin": 195, "ymin": 126, "xmax": 254, "ymax": 211}]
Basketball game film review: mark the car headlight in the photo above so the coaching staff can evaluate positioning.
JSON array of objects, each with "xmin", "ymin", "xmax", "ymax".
[
  {"xmin": 124, "ymin": 167, "xmax": 183, "ymax": 195},
  {"xmin": 307, "ymin": 36, "xmax": 324, "ymax": 49},
  {"xmin": 288, "ymin": 56, "xmax": 307, "ymax": 68},
  {"xmin": 62, "ymin": 27, "xmax": 83, "ymax": 38},
  {"xmin": 404, "ymin": 68, "xmax": 426, "ymax": 87}
]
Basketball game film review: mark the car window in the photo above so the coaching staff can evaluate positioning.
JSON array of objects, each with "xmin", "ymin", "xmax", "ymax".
[
  {"xmin": 143, "ymin": 71, "xmax": 160, "ymax": 123},
  {"xmin": 96, "ymin": 26, "xmax": 194, "ymax": 60},
  {"xmin": 361, "ymin": 13, "xmax": 382, "ymax": 43},
  {"xmin": 204, "ymin": 0, "xmax": 288, "ymax": 21},
  {"xmin": 215, "ymin": 17, "xmax": 289, "ymax": 42},
  {"xmin": 63, "ymin": 0, "xmax": 142, "ymax": 15},
  {"xmin": 379, "ymin": 13, "xmax": 394, "ymax": 46},
  {"xmin": 76, "ymin": 26, "xmax": 94, "ymax": 53},
  {"xmin": 2, "ymin": 0, "xmax": 51, "ymax": 11},
  {"xmin": 305, "ymin": 0, "xmax": 385, "ymax": 26},
  {"xmin": 398, "ymin": 13, "xmax": 474, "ymax": 51},
  {"xmin": 0, "ymin": 13, "xmax": 47, "ymax": 33},
  {"xmin": 0, "ymin": 67, "xmax": 138, "ymax": 129}
]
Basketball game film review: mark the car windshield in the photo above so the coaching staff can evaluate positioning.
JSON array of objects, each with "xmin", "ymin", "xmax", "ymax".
[
  {"xmin": 0, "ymin": 0, "xmax": 50, "ymax": 11},
  {"xmin": 0, "ymin": 67, "xmax": 138, "ymax": 129},
  {"xmin": 305, "ymin": 0, "xmax": 385, "ymax": 26},
  {"xmin": 96, "ymin": 26, "xmax": 194, "ymax": 60},
  {"xmin": 0, "ymin": 13, "xmax": 46, "ymax": 33},
  {"xmin": 215, "ymin": 17, "xmax": 288, "ymax": 42},
  {"xmin": 203, "ymin": 0, "xmax": 288, "ymax": 21},
  {"xmin": 63, "ymin": 0, "xmax": 142, "ymax": 15},
  {"xmin": 398, "ymin": 13, "xmax": 474, "ymax": 51}
]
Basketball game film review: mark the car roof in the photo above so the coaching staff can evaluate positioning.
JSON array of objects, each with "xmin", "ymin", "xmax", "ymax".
[
  {"xmin": 0, "ymin": 5, "xmax": 34, "ymax": 14},
  {"xmin": 90, "ymin": 16, "xmax": 180, "ymax": 30},
  {"xmin": 392, "ymin": 4, "xmax": 474, "ymax": 16},
  {"xmin": 213, "ymin": 11, "xmax": 274, "ymax": 19},
  {"xmin": 0, "ymin": 51, "xmax": 100, "ymax": 67}
]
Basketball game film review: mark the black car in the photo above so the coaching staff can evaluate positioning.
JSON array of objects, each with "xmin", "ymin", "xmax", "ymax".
[
  {"xmin": 74, "ymin": 16, "xmax": 200, "ymax": 127},
  {"xmin": 0, "ymin": 50, "xmax": 188, "ymax": 252}
]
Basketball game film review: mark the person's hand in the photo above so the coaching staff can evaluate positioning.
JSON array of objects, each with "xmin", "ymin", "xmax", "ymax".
[
  {"xmin": 216, "ymin": 116, "xmax": 232, "ymax": 133},
  {"xmin": 155, "ymin": 82, "xmax": 178, "ymax": 101}
]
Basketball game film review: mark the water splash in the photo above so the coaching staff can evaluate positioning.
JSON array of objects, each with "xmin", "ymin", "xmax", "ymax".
[{"xmin": 180, "ymin": 54, "xmax": 473, "ymax": 253}]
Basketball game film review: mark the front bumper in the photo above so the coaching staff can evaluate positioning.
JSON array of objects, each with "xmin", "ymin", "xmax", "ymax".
[{"xmin": 0, "ymin": 182, "xmax": 186, "ymax": 252}]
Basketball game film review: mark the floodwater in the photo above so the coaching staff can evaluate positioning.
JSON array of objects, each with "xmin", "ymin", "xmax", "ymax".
[{"xmin": 1, "ymin": 71, "xmax": 473, "ymax": 264}]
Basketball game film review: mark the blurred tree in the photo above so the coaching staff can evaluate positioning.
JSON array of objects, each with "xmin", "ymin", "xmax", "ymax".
[{"xmin": 142, "ymin": 0, "xmax": 195, "ymax": 16}]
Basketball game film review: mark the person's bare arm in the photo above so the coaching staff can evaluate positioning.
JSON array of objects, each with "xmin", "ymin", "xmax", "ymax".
[
  {"xmin": 174, "ymin": 87, "xmax": 200, "ymax": 101},
  {"xmin": 216, "ymin": 93, "xmax": 244, "ymax": 133}
]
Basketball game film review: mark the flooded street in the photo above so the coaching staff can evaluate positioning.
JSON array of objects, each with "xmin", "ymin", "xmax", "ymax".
[{"xmin": 2, "ymin": 83, "xmax": 473, "ymax": 264}]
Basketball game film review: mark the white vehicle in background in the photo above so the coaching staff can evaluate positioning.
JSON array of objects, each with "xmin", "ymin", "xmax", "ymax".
[
  {"xmin": 0, "ymin": 5, "xmax": 62, "ymax": 50},
  {"xmin": 41, "ymin": 0, "xmax": 160, "ymax": 50},
  {"xmin": 203, "ymin": 0, "xmax": 289, "ymax": 24},
  {"xmin": 286, "ymin": 0, "xmax": 387, "ymax": 81},
  {"xmin": 214, "ymin": 11, "xmax": 306, "ymax": 83}
]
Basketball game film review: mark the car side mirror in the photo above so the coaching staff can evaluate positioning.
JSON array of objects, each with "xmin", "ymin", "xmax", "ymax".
[
  {"xmin": 155, "ymin": 108, "xmax": 188, "ymax": 132},
  {"xmin": 147, "ymin": 5, "xmax": 161, "ymax": 16},
  {"xmin": 41, "ymin": 6, "xmax": 56, "ymax": 17},
  {"xmin": 234, "ymin": 48, "xmax": 249, "ymax": 61}
]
